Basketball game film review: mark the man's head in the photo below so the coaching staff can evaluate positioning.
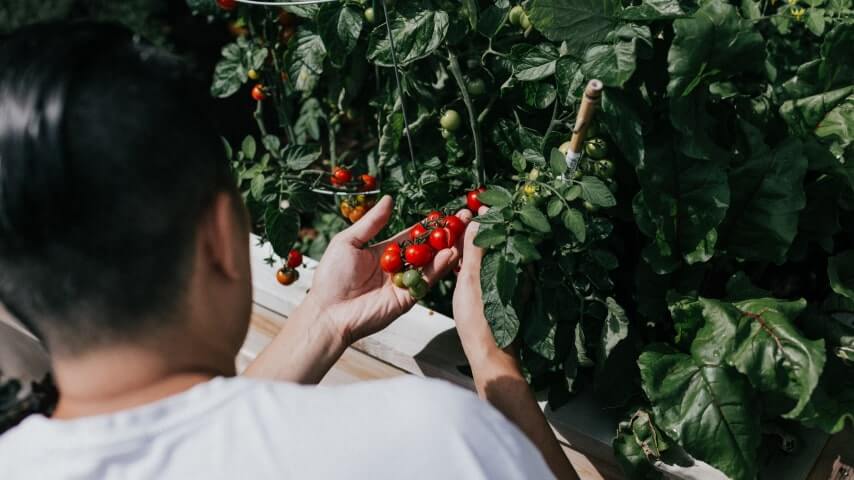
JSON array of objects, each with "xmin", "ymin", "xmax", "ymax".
[{"xmin": 0, "ymin": 22, "xmax": 253, "ymax": 360}]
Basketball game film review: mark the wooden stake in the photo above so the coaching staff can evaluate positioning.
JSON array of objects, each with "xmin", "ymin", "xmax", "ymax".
[{"xmin": 568, "ymin": 80, "xmax": 604, "ymax": 155}]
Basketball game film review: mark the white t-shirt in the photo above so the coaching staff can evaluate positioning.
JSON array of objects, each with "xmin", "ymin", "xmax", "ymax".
[{"xmin": 0, "ymin": 376, "xmax": 554, "ymax": 479}]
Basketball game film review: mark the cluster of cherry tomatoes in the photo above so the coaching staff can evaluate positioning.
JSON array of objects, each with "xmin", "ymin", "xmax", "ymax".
[
  {"xmin": 379, "ymin": 211, "xmax": 466, "ymax": 299},
  {"xmin": 330, "ymin": 167, "xmax": 379, "ymax": 223},
  {"xmin": 275, "ymin": 249, "xmax": 303, "ymax": 286}
]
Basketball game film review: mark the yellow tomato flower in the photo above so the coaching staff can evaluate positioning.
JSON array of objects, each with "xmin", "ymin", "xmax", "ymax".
[{"xmin": 790, "ymin": 7, "xmax": 806, "ymax": 21}]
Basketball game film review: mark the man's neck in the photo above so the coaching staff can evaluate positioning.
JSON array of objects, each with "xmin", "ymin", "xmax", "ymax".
[{"xmin": 51, "ymin": 345, "xmax": 234, "ymax": 420}]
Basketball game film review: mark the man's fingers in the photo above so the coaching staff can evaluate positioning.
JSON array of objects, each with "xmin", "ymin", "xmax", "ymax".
[
  {"xmin": 460, "ymin": 206, "xmax": 487, "ymax": 273},
  {"xmin": 340, "ymin": 195, "xmax": 393, "ymax": 247},
  {"xmin": 422, "ymin": 246, "xmax": 460, "ymax": 286}
]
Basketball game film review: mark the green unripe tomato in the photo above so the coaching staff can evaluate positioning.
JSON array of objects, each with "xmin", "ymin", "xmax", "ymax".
[
  {"xmin": 440, "ymin": 109, "xmax": 462, "ymax": 131},
  {"xmin": 392, "ymin": 272, "xmax": 406, "ymax": 288},
  {"xmin": 402, "ymin": 269, "xmax": 423, "ymax": 288},
  {"xmin": 467, "ymin": 78, "xmax": 486, "ymax": 97},
  {"xmin": 583, "ymin": 201, "xmax": 599, "ymax": 213},
  {"xmin": 364, "ymin": 7, "xmax": 375, "ymax": 24},
  {"xmin": 585, "ymin": 138, "xmax": 608, "ymax": 159},
  {"xmin": 595, "ymin": 159, "xmax": 616, "ymax": 178},
  {"xmin": 508, "ymin": 5, "xmax": 525, "ymax": 25},
  {"xmin": 519, "ymin": 12, "xmax": 532, "ymax": 30},
  {"xmin": 441, "ymin": 128, "xmax": 452, "ymax": 139},
  {"xmin": 247, "ymin": 69, "xmax": 260, "ymax": 80},
  {"xmin": 409, "ymin": 281, "xmax": 429, "ymax": 299}
]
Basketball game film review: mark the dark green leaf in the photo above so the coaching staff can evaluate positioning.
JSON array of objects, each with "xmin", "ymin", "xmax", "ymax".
[
  {"xmin": 639, "ymin": 346, "xmax": 760, "ymax": 480},
  {"xmin": 523, "ymin": 82, "xmax": 557, "ymax": 109},
  {"xmin": 622, "ymin": 0, "xmax": 689, "ymax": 20},
  {"xmin": 528, "ymin": 0, "xmax": 621, "ymax": 47},
  {"xmin": 476, "ymin": 5, "xmax": 508, "ymax": 38},
  {"xmin": 286, "ymin": 28, "xmax": 327, "ymax": 93},
  {"xmin": 601, "ymin": 89, "xmax": 644, "ymax": 168},
  {"xmin": 546, "ymin": 197, "xmax": 563, "ymax": 217},
  {"xmin": 519, "ymin": 204, "xmax": 551, "ymax": 233},
  {"xmin": 509, "ymin": 235, "xmax": 542, "ymax": 262},
  {"xmin": 582, "ymin": 41, "xmax": 637, "ymax": 88},
  {"xmin": 241, "ymin": 135, "xmax": 257, "ymax": 160},
  {"xmin": 549, "ymin": 147, "xmax": 567, "ymax": 175},
  {"xmin": 367, "ymin": 6, "xmax": 449, "ymax": 67},
  {"xmin": 478, "ymin": 188, "xmax": 513, "ymax": 207},
  {"xmin": 474, "ymin": 225, "xmax": 507, "ymax": 248},
  {"xmin": 578, "ymin": 176, "xmax": 617, "ymax": 207},
  {"xmin": 265, "ymin": 206, "xmax": 300, "ymax": 258},
  {"xmin": 317, "ymin": 4, "xmax": 363, "ymax": 68},
  {"xmin": 563, "ymin": 208, "xmax": 586, "ymax": 242},
  {"xmin": 828, "ymin": 250, "xmax": 854, "ymax": 300},
  {"xmin": 481, "ymin": 252, "xmax": 520, "ymax": 348},
  {"xmin": 475, "ymin": 208, "xmax": 507, "ymax": 224},
  {"xmin": 510, "ymin": 43, "xmax": 559, "ymax": 81},
  {"xmin": 283, "ymin": 145, "xmax": 321, "ymax": 170}
]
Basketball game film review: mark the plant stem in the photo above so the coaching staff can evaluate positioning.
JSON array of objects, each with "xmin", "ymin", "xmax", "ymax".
[
  {"xmin": 269, "ymin": 43, "xmax": 297, "ymax": 143},
  {"xmin": 253, "ymin": 101, "xmax": 268, "ymax": 137},
  {"xmin": 543, "ymin": 99, "xmax": 561, "ymax": 143},
  {"xmin": 447, "ymin": 50, "xmax": 485, "ymax": 185}
]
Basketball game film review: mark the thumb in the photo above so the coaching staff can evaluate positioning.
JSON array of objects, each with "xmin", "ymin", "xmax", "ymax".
[
  {"xmin": 460, "ymin": 206, "xmax": 488, "ymax": 273},
  {"xmin": 340, "ymin": 195, "xmax": 393, "ymax": 247}
]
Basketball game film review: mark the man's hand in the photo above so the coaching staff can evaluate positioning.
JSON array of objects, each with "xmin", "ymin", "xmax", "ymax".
[{"xmin": 309, "ymin": 195, "xmax": 472, "ymax": 345}]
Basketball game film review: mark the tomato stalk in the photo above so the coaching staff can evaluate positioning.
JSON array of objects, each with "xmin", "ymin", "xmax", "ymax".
[
  {"xmin": 253, "ymin": 100, "xmax": 268, "ymax": 137},
  {"xmin": 447, "ymin": 50, "xmax": 485, "ymax": 186}
]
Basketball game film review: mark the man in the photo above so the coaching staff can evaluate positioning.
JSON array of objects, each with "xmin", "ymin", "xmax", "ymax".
[{"xmin": 0, "ymin": 23, "xmax": 576, "ymax": 479}]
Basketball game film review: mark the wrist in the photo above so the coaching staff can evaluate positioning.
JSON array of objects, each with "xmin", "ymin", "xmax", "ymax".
[{"xmin": 295, "ymin": 293, "xmax": 350, "ymax": 350}]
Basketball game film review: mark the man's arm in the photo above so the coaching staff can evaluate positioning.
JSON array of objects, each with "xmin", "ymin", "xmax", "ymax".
[
  {"xmin": 244, "ymin": 196, "xmax": 469, "ymax": 384},
  {"xmin": 453, "ymin": 210, "xmax": 579, "ymax": 480}
]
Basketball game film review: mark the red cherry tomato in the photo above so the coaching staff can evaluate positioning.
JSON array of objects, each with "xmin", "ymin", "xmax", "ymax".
[
  {"xmin": 385, "ymin": 242, "xmax": 401, "ymax": 255},
  {"xmin": 443, "ymin": 215, "xmax": 466, "ymax": 238},
  {"xmin": 286, "ymin": 249, "xmax": 302, "ymax": 269},
  {"xmin": 409, "ymin": 222, "xmax": 429, "ymax": 240},
  {"xmin": 425, "ymin": 210, "xmax": 443, "ymax": 222},
  {"xmin": 380, "ymin": 251, "xmax": 404, "ymax": 273},
  {"xmin": 276, "ymin": 268, "xmax": 299, "ymax": 285},
  {"xmin": 428, "ymin": 228, "xmax": 456, "ymax": 251},
  {"xmin": 217, "ymin": 0, "xmax": 237, "ymax": 10},
  {"xmin": 251, "ymin": 84, "xmax": 266, "ymax": 101},
  {"xmin": 360, "ymin": 174, "xmax": 377, "ymax": 191},
  {"xmin": 466, "ymin": 187, "xmax": 487, "ymax": 211},
  {"xmin": 405, "ymin": 244, "xmax": 434, "ymax": 267},
  {"xmin": 332, "ymin": 167, "xmax": 352, "ymax": 186}
]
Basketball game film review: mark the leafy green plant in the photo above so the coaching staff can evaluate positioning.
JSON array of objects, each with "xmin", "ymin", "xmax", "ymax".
[{"xmin": 194, "ymin": 0, "xmax": 853, "ymax": 477}]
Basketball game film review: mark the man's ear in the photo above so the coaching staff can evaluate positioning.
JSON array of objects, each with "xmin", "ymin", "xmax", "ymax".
[{"xmin": 200, "ymin": 192, "xmax": 244, "ymax": 281}]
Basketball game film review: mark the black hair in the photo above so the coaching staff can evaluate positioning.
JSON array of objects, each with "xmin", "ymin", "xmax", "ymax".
[{"xmin": 0, "ymin": 22, "xmax": 236, "ymax": 355}]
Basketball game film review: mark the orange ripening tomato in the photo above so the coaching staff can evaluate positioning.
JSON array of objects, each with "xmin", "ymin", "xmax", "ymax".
[{"xmin": 251, "ymin": 84, "xmax": 266, "ymax": 101}]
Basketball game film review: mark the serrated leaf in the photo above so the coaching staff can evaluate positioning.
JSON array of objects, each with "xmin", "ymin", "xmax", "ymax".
[
  {"xmin": 582, "ymin": 41, "xmax": 637, "ymax": 88},
  {"xmin": 241, "ymin": 135, "xmax": 256, "ymax": 160},
  {"xmin": 528, "ymin": 0, "xmax": 621, "ymax": 47},
  {"xmin": 265, "ymin": 207, "xmax": 300, "ymax": 258},
  {"xmin": 639, "ymin": 346, "xmax": 760, "ymax": 480},
  {"xmin": 477, "ymin": 188, "xmax": 513, "ymax": 207},
  {"xmin": 563, "ymin": 208, "xmax": 586, "ymax": 242},
  {"xmin": 523, "ymin": 82, "xmax": 557, "ymax": 109},
  {"xmin": 546, "ymin": 197, "xmax": 563, "ymax": 217},
  {"xmin": 282, "ymin": 145, "xmax": 321, "ymax": 171},
  {"xmin": 578, "ymin": 176, "xmax": 617, "ymax": 207},
  {"xmin": 549, "ymin": 147, "xmax": 567, "ymax": 175},
  {"xmin": 509, "ymin": 235, "xmax": 541, "ymax": 262},
  {"xmin": 475, "ymin": 208, "xmax": 507, "ymax": 224},
  {"xmin": 510, "ymin": 43, "xmax": 559, "ymax": 81},
  {"xmin": 519, "ymin": 204, "xmax": 551, "ymax": 233},
  {"xmin": 476, "ymin": 5, "xmax": 507, "ymax": 38},
  {"xmin": 481, "ymin": 252, "xmax": 520, "ymax": 348},
  {"xmin": 317, "ymin": 4, "xmax": 363, "ymax": 68},
  {"xmin": 474, "ymin": 225, "xmax": 506, "ymax": 248},
  {"xmin": 367, "ymin": 6, "xmax": 449, "ymax": 67},
  {"xmin": 250, "ymin": 174, "xmax": 265, "ymax": 200},
  {"xmin": 286, "ymin": 28, "xmax": 327, "ymax": 93},
  {"xmin": 262, "ymin": 135, "xmax": 281, "ymax": 157}
]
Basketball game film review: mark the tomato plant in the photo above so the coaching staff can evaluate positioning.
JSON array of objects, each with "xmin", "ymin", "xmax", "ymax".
[{"xmin": 197, "ymin": 0, "xmax": 854, "ymax": 477}]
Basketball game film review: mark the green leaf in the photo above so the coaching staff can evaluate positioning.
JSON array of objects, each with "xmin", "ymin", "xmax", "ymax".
[
  {"xmin": 283, "ymin": 144, "xmax": 321, "ymax": 170},
  {"xmin": 693, "ymin": 298, "xmax": 825, "ymax": 418},
  {"xmin": 725, "ymin": 272, "xmax": 770, "ymax": 302},
  {"xmin": 667, "ymin": 0, "xmax": 765, "ymax": 98},
  {"xmin": 261, "ymin": 135, "xmax": 281, "ymax": 157},
  {"xmin": 474, "ymin": 225, "xmax": 506, "ymax": 248},
  {"xmin": 367, "ymin": 6, "xmax": 449, "ymax": 67},
  {"xmin": 250, "ymin": 174, "xmax": 266, "ymax": 200},
  {"xmin": 523, "ymin": 82, "xmax": 557, "ymax": 109},
  {"xmin": 722, "ymin": 124, "xmax": 807, "ymax": 263},
  {"xmin": 475, "ymin": 208, "xmax": 507, "ymax": 224},
  {"xmin": 510, "ymin": 43, "xmax": 559, "ymax": 81},
  {"xmin": 582, "ymin": 41, "xmax": 637, "ymax": 88},
  {"xmin": 600, "ymin": 89, "xmax": 644, "ymax": 168},
  {"xmin": 578, "ymin": 176, "xmax": 617, "ymax": 207},
  {"xmin": 555, "ymin": 57, "xmax": 585, "ymax": 106},
  {"xmin": 519, "ymin": 204, "xmax": 551, "ymax": 233},
  {"xmin": 563, "ymin": 208, "xmax": 586, "ymax": 242},
  {"xmin": 481, "ymin": 252, "xmax": 520, "ymax": 348},
  {"xmin": 286, "ymin": 28, "xmax": 327, "ymax": 93},
  {"xmin": 639, "ymin": 346, "xmax": 761, "ymax": 480},
  {"xmin": 509, "ymin": 235, "xmax": 542, "ymax": 262},
  {"xmin": 265, "ymin": 206, "xmax": 300, "ymax": 258},
  {"xmin": 317, "ymin": 4, "xmax": 363, "ymax": 68},
  {"xmin": 828, "ymin": 251, "xmax": 854, "ymax": 299},
  {"xmin": 527, "ymin": 0, "xmax": 621, "ymax": 47},
  {"xmin": 546, "ymin": 197, "xmax": 563, "ymax": 217},
  {"xmin": 241, "ymin": 135, "xmax": 257, "ymax": 160},
  {"xmin": 477, "ymin": 188, "xmax": 513, "ymax": 207},
  {"xmin": 549, "ymin": 147, "xmax": 567, "ymax": 175},
  {"xmin": 633, "ymin": 138, "xmax": 728, "ymax": 274},
  {"xmin": 476, "ymin": 5, "xmax": 508, "ymax": 38},
  {"xmin": 622, "ymin": 0, "xmax": 689, "ymax": 20}
]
